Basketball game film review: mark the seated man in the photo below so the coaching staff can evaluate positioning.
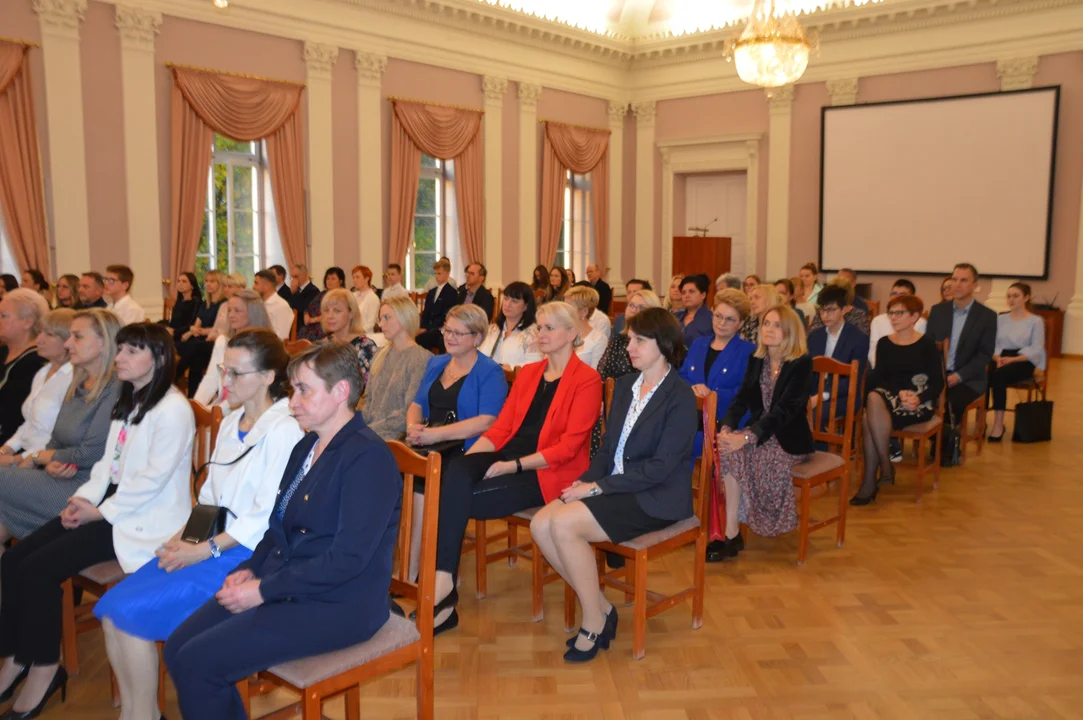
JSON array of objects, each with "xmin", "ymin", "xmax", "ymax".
[
  {"xmin": 808, "ymin": 284, "xmax": 869, "ymax": 423},
  {"xmin": 613, "ymin": 278, "xmax": 650, "ymax": 335},
  {"xmin": 417, "ymin": 258, "xmax": 459, "ymax": 352},
  {"xmin": 254, "ymin": 269, "xmax": 294, "ymax": 340},
  {"xmin": 836, "ymin": 268, "xmax": 869, "ymax": 313},
  {"xmin": 381, "ymin": 263, "xmax": 409, "ymax": 300},
  {"xmin": 456, "ymin": 263, "xmax": 495, "ymax": 321},
  {"xmin": 104, "ymin": 264, "xmax": 146, "ymax": 325},
  {"xmin": 585, "ymin": 264, "xmax": 612, "ymax": 315}
]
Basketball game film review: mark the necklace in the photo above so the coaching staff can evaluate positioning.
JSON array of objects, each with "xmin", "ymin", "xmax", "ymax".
[{"xmin": 444, "ymin": 356, "xmax": 476, "ymax": 384}]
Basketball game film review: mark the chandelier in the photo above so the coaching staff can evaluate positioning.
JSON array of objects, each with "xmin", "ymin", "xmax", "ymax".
[{"xmin": 726, "ymin": 0, "xmax": 817, "ymax": 88}]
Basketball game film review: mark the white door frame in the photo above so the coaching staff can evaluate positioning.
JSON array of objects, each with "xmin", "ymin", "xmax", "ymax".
[{"xmin": 659, "ymin": 133, "xmax": 761, "ymax": 286}]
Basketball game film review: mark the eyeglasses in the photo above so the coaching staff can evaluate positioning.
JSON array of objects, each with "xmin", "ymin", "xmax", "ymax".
[
  {"xmin": 886, "ymin": 310, "xmax": 909, "ymax": 318},
  {"xmin": 218, "ymin": 365, "xmax": 262, "ymax": 383},
  {"xmin": 441, "ymin": 327, "xmax": 476, "ymax": 339},
  {"xmin": 627, "ymin": 303, "xmax": 647, "ymax": 312},
  {"xmin": 818, "ymin": 306, "xmax": 842, "ymax": 314},
  {"xmin": 103, "ymin": 277, "xmax": 118, "ymax": 285},
  {"xmin": 712, "ymin": 314, "xmax": 740, "ymax": 325}
]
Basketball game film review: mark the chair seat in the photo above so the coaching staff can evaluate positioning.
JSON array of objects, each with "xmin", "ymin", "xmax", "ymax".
[
  {"xmin": 620, "ymin": 516, "xmax": 700, "ymax": 551},
  {"xmin": 791, "ymin": 451, "xmax": 844, "ymax": 480},
  {"xmin": 267, "ymin": 615, "xmax": 420, "ymax": 688},
  {"xmin": 512, "ymin": 507, "xmax": 541, "ymax": 521},
  {"xmin": 80, "ymin": 561, "xmax": 126, "ymax": 586},
  {"xmin": 894, "ymin": 415, "xmax": 942, "ymax": 436}
]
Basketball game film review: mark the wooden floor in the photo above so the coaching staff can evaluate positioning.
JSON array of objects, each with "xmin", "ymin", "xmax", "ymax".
[{"xmin": 41, "ymin": 360, "xmax": 1083, "ymax": 719}]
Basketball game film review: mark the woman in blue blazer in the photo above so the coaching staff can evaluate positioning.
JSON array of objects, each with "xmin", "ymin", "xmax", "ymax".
[{"xmin": 165, "ymin": 343, "xmax": 402, "ymax": 720}]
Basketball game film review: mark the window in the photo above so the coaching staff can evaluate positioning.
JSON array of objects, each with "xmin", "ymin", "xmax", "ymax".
[
  {"xmin": 0, "ymin": 210, "xmax": 18, "ymax": 277},
  {"xmin": 196, "ymin": 134, "xmax": 285, "ymax": 286},
  {"xmin": 409, "ymin": 154, "xmax": 460, "ymax": 290},
  {"xmin": 556, "ymin": 170, "xmax": 594, "ymax": 282}
]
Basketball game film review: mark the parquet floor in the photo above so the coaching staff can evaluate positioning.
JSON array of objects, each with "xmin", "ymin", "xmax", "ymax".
[{"xmin": 43, "ymin": 360, "xmax": 1083, "ymax": 719}]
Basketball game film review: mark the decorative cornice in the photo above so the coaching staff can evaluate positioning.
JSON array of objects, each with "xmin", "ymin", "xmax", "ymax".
[
  {"xmin": 826, "ymin": 78, "xmax": 859, "ymax": 106},
  {"xmin": 766, "ymin": 85, "xmax": 795, "ymax": 113},
  {"xmin": 482, "ymin": 76, "xmax": 509, "ymax": 104},
  {"xmin": 607, "ymin": 101, "xmax": 629, "ymax": 127},
  {"xmin": 631, "ymin": 101, "xmax": 656, "ymax": 128},
  {"xmin": 518, "ymin": 82, "xmax": 542, "ymax": 110},
  {"xmin": 303, "ymin": 42, "xmax": 339, "ymax": 79},
  {"xmin": 33, "ymin": 0, "xmax": 87, "ymax": 36},
  {"xmin": 996, "ymin": 56, "xmax": 1039, "ymax": 90},
  {"xmin": 354, "ymin": 51, "xmax": 387, "ymax": 83},
  {"xmin": 114, "ymin": 5, "xmax": 161, "ymax": 51}
]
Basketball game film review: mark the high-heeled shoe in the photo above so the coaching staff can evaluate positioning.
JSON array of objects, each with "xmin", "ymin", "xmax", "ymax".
[
  {"xmin": 567, "ymin": 605, "xmax": 619, "ymax": 648},
  {"xmin": 0, "ymin": 666, "xmax": 67, "ymax": 719},
  {"xmin": 410, "ymin": 587, "xmax": 458, "ymax": 621},
  {"xmin": 849, "ymin": 488, "xmax": 878, "ymax": 506},
  {"xmin": 0, "ymin": 665, "xmax": 29, "ymax": 703},
  {"xmin": 563, "ymin": 627, "xmax": 610, "ymax": 663},
  {"xmin": 987, "ymin": 430, "xmax": 1005, "ymax": 443},
  {"xmin": 420, "ymin": 588, "xmax": 460, "ymax": 636}
]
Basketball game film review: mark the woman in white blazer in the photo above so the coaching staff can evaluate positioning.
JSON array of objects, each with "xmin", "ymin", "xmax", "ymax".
[
  {"xmin": 193, "ymin": 290, "xmax": 274, "ymax": 415},
  {"xmin": 0, "ymin": 323, "xmax": 194, "ymax": 718},
  {"xmin": 478, "ymin": 281, "xmax": 542, "ymax": 370},
  {"xmin": 94, "ymin": 329, "xmax": 302, "ymax": 720}
]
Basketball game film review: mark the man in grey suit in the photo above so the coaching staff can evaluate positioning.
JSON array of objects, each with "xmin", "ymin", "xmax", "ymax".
[{"xmin": 925, "ymin": 262, "xmax": 996, "ymax": 426}]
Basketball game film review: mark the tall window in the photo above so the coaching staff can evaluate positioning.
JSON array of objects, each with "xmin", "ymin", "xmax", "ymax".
[
  {"xmin": 556, "ymin": 170, "xmax": 594, "ymax": 282},
  {"xmin": 0, "ymin": 211, "xmax": 18, "ymax": 277},
  {"xmin": 196, "ymin": 134, "xmax": 285, "ymax": 286},
  {"xmin": 409, "ymin": 154, "xmax": 459, "ymax": 290}
]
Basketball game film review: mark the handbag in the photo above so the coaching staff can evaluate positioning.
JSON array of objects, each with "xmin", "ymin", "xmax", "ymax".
[
  {"xmin": 410, "ymin": 410, "xmax": 466, "ymax": 457},
  {"xmin": 1012, "ymin": 400, "xmax": 1053, "ymax": 443},
  {"xmin": 181, "ymin": 444, "xmax": 256, "ymax": 544}
]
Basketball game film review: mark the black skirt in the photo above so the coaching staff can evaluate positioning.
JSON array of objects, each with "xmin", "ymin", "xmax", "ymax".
[{"xmin": 580, "ymin": 493, "xmax": 674, "ymax": 545}]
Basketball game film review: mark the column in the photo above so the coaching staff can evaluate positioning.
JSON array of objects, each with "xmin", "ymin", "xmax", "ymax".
[
  {"xmin": 607, "ymin": 101, "xmax": 627, "ymax": 292},
  {"xmin": 34, "ymin": 0, "xmax": 90, "ymax": 276},
  {"xmin": 482, "ymin": 76, "xmax": 507, "ymax": 288},
  {"xmin": 355, "ymin": 51, "xmax": 387, "ymax": 270},
  {"xmin": 115, "ymin": 5, "xmax": 164, "ymax": 316},
  {"xmin": 1065, "ymin": 182, "xmax": 1083, "ymax": 355},
  {"xmin": 765, "ymin": 85, "xmax": 794, "ymax": 281},
  {"xmin": 518, "ymin": 82, "xmax": 541, "ymax": 283},
  {"xmin": 632, "ymin": 101, "xmax": 656, "ymax": 284},
  {"xmin": 304, "ymin": 42, "xmax": 338, "ymax": 274}
]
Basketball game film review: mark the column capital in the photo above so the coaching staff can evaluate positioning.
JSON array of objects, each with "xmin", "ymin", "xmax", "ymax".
[
  {"xmin": 34, "ymin": 0, "xmax": 87, "ymax": 37},
  {"xmin": 996, "ymin": 57, "xmax": 1039, "ymax": 91},
  {"xmin": 114, "ymin": 5, "xmax": 161, "ymax": 52},
  {"xmin": 765, "ymin": 85, "xmax": 795, "ymax": 113},
  {"xmin": 482, "ymin": 76, "xmax": 509, "ymax": 105},
  {"xmin": 607, "ymin": 101, "xmax": 628, "ymax": 128},
  {"xmin": 354, "ymin": 51, "xmax": 387, "ymax": 84},
  {"xmin": 304, "ymin": 42, "xmax": 339, "ymax": 79},
  {"xmin": 825, "ymin": 78, "xmax": 858, "ymax": 106},
  {"xmin": 632, "ymin": 100, "xmax": 656, "ymax": 128},
  {"xmin": 518, "ymin": 82, "xmax": 542, "ymax": 111}
]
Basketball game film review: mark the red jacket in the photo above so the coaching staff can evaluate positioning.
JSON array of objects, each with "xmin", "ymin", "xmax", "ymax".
[{"xmin": 481, "ymin": 353, "xmax": 601, "ymax": 503}]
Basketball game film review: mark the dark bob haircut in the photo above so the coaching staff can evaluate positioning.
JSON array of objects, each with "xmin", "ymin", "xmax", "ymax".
[
  {"xmin": 887, "ymin": 294, "xmax": 924, "ymax": 316},
  {"xmin": 112, "ymin": 322, "xmax": 176, "ymax": 425},
  {"xmin": 626, "ymin": 307, "xmax": 687, "ymax": 368},
  {"xmin": 324, "ymin": 266, "xmax": 346, "ymax": 289},
  {"xmin": 496, "ymin": 281, "xmax": 537, "ymax": 332},
  {"xmin": 680, "ymin": 274, "xmax": 710, "ymax": 294},
  {"xmin": 227, "ymin": 328, "xmax": 291, "ymax": 401}
]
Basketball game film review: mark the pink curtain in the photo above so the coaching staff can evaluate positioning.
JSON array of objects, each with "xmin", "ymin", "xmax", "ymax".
[
  {"xmin": 538, "ymin": 122, "xmax": 610, "ymax": 272},
  {"xmin": 388, "ymin": 100, "xmax": 483, "ymax": 268},
  {"xmin": 0, "ymin": 42, "xmax": 49, "ymax": 276},
  {"xmin": 169, "ymin": 67, "xmax": 306, "ymax": 280}
]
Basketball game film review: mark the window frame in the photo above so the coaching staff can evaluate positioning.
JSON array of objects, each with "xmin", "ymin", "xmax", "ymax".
[{"xmin": 556, "ymin": 169, "xmax": 595, "ymax": 282}]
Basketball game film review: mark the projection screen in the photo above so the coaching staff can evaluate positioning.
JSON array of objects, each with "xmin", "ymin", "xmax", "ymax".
[{"xmin": 819, "ymin": 87, "xmax": 1059, "ymax": 278}]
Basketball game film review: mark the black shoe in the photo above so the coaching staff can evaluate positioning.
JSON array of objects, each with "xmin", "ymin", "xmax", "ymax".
[
  {"xmin": 389, "ymin": 597, "xmax": 406, "ymax": 618},
  {"xmin": 705, "ymin": 540, "xmax": 728, "ymax": 563},
  {"xmin": 1, "ymin": 666, "xmax": 67, "ymax": 719},
  {"xmin": 889, "ymin": 439, "xmax": 903, "ymax": 463},
  {"xmin": 849, "ymin": 489, "xmax": 878, "ymax": 506},
  {"xmin": 410, "ymin": 587, "xmax": 458, "ymax": 621},
  {"xmin": 563, "ymin": 627, "xmax": 610, "ymax": 663},
  {"xmin": 433, "ymin": 609, "xmax": 459, "ymax": 637},
  {"xmin": 0, "ymin": 666, "xmax": 29, "ymax": 703},
  {"xmin": 567, "ymin": 605, "xmax": 618, "ymax": 648},
  {"xmin": 987, "ymin": 430, "xmax": 1005, "ymax": 443},
  {"xmin": 726, "ymin": 533, "xmax": 745, "ymax": 556},
  {"xmin": 605, "ymin": 552, "xmax": 625, "ymax": 569}
]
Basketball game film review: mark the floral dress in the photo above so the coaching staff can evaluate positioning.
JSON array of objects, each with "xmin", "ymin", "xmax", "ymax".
[
  {"xmin": 349, "ymin": 336, "xmax": 379, "ymax": 392},
  {"xmin": 718, "ymin": 360, "xmax": 808, "ymax": 537}
]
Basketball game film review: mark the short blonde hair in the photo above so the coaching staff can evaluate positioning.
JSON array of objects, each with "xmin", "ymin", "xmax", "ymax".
[
  {"xmin": 320, "ymin": 288, "xmax": 363, "ymax": 336},
  {"xmin": 41, "ymin": 308, "xmax": 76, "ymax": 341},
  {"xmin": 225, "ymin": 273, "xmax": 247, "ymax": 289},
  {"xmin": 754, "ymin": 306, "xmax": 807, "ymax": 362},
  {"xmin": 3, "ymin": 288, "xmax": 50, "ymax": 337},
  {"xmin": 370, "ymin": 296, "xmax": 421, "ymax": 379},
  {"xmin": 203, "ymin": 270, "xmax": 226, "ymax": 303},
  {"xmin": 444, "ymin": 304, "xmax": 489, "ymax": 338},
  {"xmin": 715, "ymin": 288, "xmax": 751, "ymax": 321},
  {"xmin": 536, "ymin": 301, "xmax": 581, "ymax": 346},
  {"xmin": 663, "ymin": 274, "xmax": 684, "ymax": 311},
  {"xmin": 563, "ymin": 285, "xmax": 599, "ymax": 319},
  {"xmin": 629, "ymin": 289, "xmax": 662, "ymax": 309},
  {"xmin": 433, "ymin": 259, "xmax": 451, "ymax": 272}
]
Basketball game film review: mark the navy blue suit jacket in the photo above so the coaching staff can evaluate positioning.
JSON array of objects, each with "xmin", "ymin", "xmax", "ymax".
[
  {"xmin": 420, "ymin": 283, "xmax": 458, "ymax": 332},
  {"xmin": 807, "ymin": 322, "xmax": 869, "ymax": 415}
]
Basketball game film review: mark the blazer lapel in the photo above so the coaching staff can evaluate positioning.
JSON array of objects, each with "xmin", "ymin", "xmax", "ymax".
[
  {"xmin": 606, "ymin": 378, "xmax": 632, "ymax": 445},
  {"xmin": 631, "ymin": 371, "xmax": 675, "ymax": 431},
  {"xmin": 769, "ymin": 360, "xmax": 794, "ymax": 408}
]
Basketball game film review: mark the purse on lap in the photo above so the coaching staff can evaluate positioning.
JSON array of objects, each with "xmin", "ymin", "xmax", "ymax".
[{"xmin": 181, "ymin": 445, "xmax": 256, "ymax": 544}]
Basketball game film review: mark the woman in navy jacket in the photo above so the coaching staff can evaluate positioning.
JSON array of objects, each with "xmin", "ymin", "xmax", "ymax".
[{"xmin": 165, "ymin": 343, "xmax": 402, "ymax": 720}]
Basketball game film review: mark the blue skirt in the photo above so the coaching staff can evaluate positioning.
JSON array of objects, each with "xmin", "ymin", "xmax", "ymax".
[{"xmin": 94, "ymin": 546, "xmax": 253, "ymax": 641}]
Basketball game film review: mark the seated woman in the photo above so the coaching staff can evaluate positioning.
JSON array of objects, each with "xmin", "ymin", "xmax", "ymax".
[
  {"xmin": 165, "ymin": 343, "xmax": 402, "ymax": 720},
  {"xmin": 93, "ymin": 329, "xmax": 302, "ymax": 720},
  {"xmin": 739, "ymin": 284, "xmax": 782, "ymax": 344},
  {"xmin": 166, "ymin": 272, "xmax": 202, "ymax": 344},
  {"xmin": 0, "ymin": 308, "xmax": 122, "ymax": 546},
  {"xmin": 663, "ymin": 274, "xmax": 683, "ymax": 314},
  {"xmin": 320, "ymin": 288, "xmax": 378, "ymax": 389},
  {"xmin": 773, "ymin": 278, "xmax": 805, "ymax": 326},
  {"xmin": 531, "ymin": 265, "xmax": 550, "ymax": 297},
  {"xmin": 564, "ymin": 285, "xmax": 607, "ymax": 371},
  {"xmin": 798, "ymin": 262, "xmax": 824, "ymax": 305},
  {"xmin": 479, "ymin": 281, "xmax": 542, "ymax": 369},
  {"xmin": 0, "ymin": 290, "xmax": 50, "ymax": 445},
  {"xmin": 0, "ymin": 309, "xmax": 75, "ymax": 468},
  {"xmin": 0, "ymin": 323, "xmax": 194, "ymax": 717},
  {"xmin": 939, "ymin": 276, "xmax": 954, "ymax": 305},
  {"xmin": 53, "ymin": 275, "xmax": 79, "ymax": 310},
  {"xmin": 175, "ymin": 270, "xmax": 226, "ymax": 395},
  {"xmin": 530, "ymin": 309, "xmax": 696, "ymax": 662},
  {"xmin": 674, "ymin": 275, "xmax": 713, "ymax": 346},
  {"xmin": 362, "ymin": 297, "xmax": 431, "ymax": 441},
  {"xmin": 715, "ymin": 307, "xmax": 814, "ymax": 557},
  {"xmin": 852, "ymin": 294, "xmax": 943, "ymax": 505},
  {"xmin": 987, "ymin": 282, "xmax": 1046, "ymax": 442},
  {"xmin": 546, "ymin": 266, "xmax": 571, "ymax": 303},
  {"xmin": 429, "ymin": 301, "xmax": 601, "ymax": 635},
  {"xmin": 297, "ymin": 267, "xmax": 346, "ymax": 342},
  {"xmin": 193, "ymin": 290, "xmax": 274, "ymax": 414},
  {"xmin": 350, "ymin": 265, "xmax": 380, "ymax": 335}
]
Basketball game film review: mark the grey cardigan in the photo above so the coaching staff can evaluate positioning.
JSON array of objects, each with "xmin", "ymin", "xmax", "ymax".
[{"xmin": 362, "ymin": 344, "xmax": 432, "ymax": 441}]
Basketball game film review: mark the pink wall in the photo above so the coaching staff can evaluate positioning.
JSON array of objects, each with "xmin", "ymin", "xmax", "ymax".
[{"xmin": 332, "ymin": 50, "xmax": 360, "ymax": 272}]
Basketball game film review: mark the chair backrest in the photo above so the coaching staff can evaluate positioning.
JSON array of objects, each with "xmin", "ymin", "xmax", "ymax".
[
  {"xmin": 284, "ymin": 339, "xmax": 314, "ymax": 356},
  {"xmin": 190, "ymin": 399, "xmax": 223, "ymax": 497},
  {"xmin": 1040, "ymin": 313, "xmax": 1056, "ymax": 363},
  {"xmin": 387, "ymin": 441, "xmax": 442, "ymax": 639},
  {"xmin": 694, "ymin": 391, "xmax": 717, "ymax": 526},
  {"xmin": 503, "ymin": 366, "xmax": 518, "ymax": 386},
  {"xmin": 603, "ymin": 376, "xmax": 616, "ymax": 438},
  {"xmin": 806, "ymin": 358, "xmax": 859, "ymax": 463},
  {"xmin": 163, "ymin": 296, "xmax": 175, "ymax": 322},
  {"xmin": 289, "ymin": 310, "xmax": 298, "ymax": 341},
  {"xmin": 409, "ymin": 291, "xmax": 427, "ymax": 313},
  {"xmin": 867, "ymin": 300, "xmax": 880, "ymax": 317},
  {"xmin": 492, "ymin": 287, "xmax": 503, "ymax": 323}
]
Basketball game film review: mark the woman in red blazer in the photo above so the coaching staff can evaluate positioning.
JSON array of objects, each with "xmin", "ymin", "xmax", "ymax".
[{"xmin": 428, "ymin": 301, "xmax": 601, "ymax": 635}]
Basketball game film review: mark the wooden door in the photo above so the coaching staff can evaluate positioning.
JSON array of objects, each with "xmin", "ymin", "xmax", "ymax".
[{"xmin": 673, "ymin": 236, "xmax": 732, "ymax": 304}]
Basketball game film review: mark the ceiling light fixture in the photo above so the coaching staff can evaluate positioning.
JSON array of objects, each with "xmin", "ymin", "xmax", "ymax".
[{"xmin": 725, "ymin": 0, "xmax": 818, "ymax": 88}]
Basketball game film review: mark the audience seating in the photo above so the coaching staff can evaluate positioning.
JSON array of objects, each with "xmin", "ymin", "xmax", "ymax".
[
  {"xmin": 958, "ymin": 394, "xmax": 986, "ymax": 465},
  {"xmin": 1005, "ymin": 313, "xmax": 1055, "ymax": 403},
  {"xmin": 238, "ymin": 442, "xmax": 440, "ymax": 719},
  {"xmin": 867, "ymin": 300, "xmax": 880, "ymax": 317},
  {"xmin": 289, "ymin": 310, "xmax": 298, "ymax": 342},
  {"xmin": 409, "ymin": 291, "xmax": 427, "ymax": 314}
]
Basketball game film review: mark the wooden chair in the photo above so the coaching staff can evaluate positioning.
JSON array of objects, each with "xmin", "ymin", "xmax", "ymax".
[
  {"xmin": 790, "ymin": 358, "xmax": 859, "ymax": 565},
  {"xmin": 289, "ymin": 310, "xmax": 299, "ymax": 341},
  {"xmin": 571, "ymin": 379, "xmax": 715, "ymax": 660},
  {"xmin": 867, "ymin": 300, "xmax": 880, "ymax": 317},
  {"xmin": 285, "ymin": 339, "xmax": 314, "ymax": 356},
  {"xmin": 1005, "ymin": 313, "xmax": 1055, "ymax": 403},
  {"xmin": 162, "ymin": 296, "xmax": 175, "ymax": 323},
  {"xmin": 959, "ymin": 392, "xmax": 986, "ymax": 465},
  {"xmin": 238, "ymin": 442, "xmax": 440, "ymax": 719},
  {"xmin": 492, "ymin": 287, "xmax": 503, "ymax": 323},
  {"xmin": 409, "ymin": 291, "xmax": 427, "ymax": 314},
  {"xmin": 190, "ymin": 400, "xmax": 224, "ymax": 497}
]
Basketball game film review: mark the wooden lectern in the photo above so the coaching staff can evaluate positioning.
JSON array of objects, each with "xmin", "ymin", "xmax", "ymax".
[{"xmin": 672, "ymin": 236, "xmax": 732, "ymax": 303}]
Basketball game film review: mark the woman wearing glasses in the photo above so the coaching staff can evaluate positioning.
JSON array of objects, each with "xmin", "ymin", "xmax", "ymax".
[
  {"xmin": 193, "ymin": 291, "xmax": 274, "ymax": 415},
  {"xmin": 852, "ymin": 294, "xmax": 943, "ymax": 506},
  {"xmin": 361, "ymin": 297, "xmax": 431, "ymax": 441}
]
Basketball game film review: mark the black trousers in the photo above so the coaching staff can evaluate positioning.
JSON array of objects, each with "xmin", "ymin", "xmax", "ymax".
[
  {"xmin": 436, "ymin": 452, "xmax": 544, "ymax": 577},
  {"xmin": 988, "ymin": 361, "xmax": 1036, "ymax": 410},
  {"xmin": 946, "ymin": 383, "xmax": 982, "ymax": 426},
  {"xmin": 0, "ymin": 517, "xmax": 116, "ymax": 665}
]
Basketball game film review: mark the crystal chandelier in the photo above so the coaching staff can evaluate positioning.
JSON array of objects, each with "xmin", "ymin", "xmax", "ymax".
[{"xmin": 726, "ymin": 0, "xmax": 817, "ymax": 88}]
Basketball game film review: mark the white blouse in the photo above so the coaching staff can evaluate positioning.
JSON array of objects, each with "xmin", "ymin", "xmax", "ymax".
[
  {"xmin": 479, "ymin": 324, "xmax": 542, "ymax": 368},
  {"xmin": 193, "ymin": 335, "xmax": 234, "ymax": 415},
  {"xmin": 5, "ymin": 362, "xmax": 73, "ymax": 454},
  {"xmin": 577, "ymin": 328, "xmax": 607, "ymax": 370},
  {"xmin": 589, "ymin": 311, "xmax": 612, "ymax": 341},
  {"xmin": 353, "ymin": 289, "xmax": 380, "ymax": 335}
]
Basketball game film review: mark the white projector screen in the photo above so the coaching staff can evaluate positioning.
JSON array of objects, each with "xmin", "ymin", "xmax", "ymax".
[{"xmin": 820, "ymin": 87, "xmax": 1059, "ymax": 278}]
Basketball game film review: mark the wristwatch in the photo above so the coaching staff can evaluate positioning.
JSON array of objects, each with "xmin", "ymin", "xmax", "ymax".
[
  {"xmin": 208, "ymin": 538, "xmax": 222, "ymax": 559},
  {"xmin": 588, "ymin": 485, "xmax": 601, "ymax": 497}
]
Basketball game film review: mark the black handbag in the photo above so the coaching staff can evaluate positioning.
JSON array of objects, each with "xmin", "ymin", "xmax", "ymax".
[
  {"xmin": 410, "ymin": 410, "xmax": 466, "ymax": 457},
  {"xmin": 1012, "ymin": 400, "xmax": 1053, "ymax": 443},
  {"xmin": 181, "ymin": 445, "xmax": 255, "ymax": 544}
]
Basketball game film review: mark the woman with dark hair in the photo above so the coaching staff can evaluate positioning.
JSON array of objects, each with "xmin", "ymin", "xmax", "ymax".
[
  {"xmin": 939, "ymin": 276, "xmax": 954, "ymax": 304},
  {"xmin": 480, "ymin": 281, "xmax": 541, "ymax": 368},
  {"xmin": 797, "ymin": 262, "xmax": 823, "ymax": 305},
  {"xmin": 0, "ymin": 275, "xmax": 18, "ymax": 299},
  {"xmin": 0, "ymin": 323, "xmax": 194, "ymax": 717},
  {"xmin": 175, "ymin": 270, "xmax": 226, "ymax": 395},
  {"xmin": 94, "ymin": 328, "xmax": 302, "ymax": 720},
  {"xmin": 297, "ymin": 267, "xmax": 347, "ymax": 342},
  {"xmin": 531, "ymin": 265, "xmax": 550, "ymax": 296},
  {"xmin": 674, "ymin": 275, "xmax": 713, "ymax": 346},
  {"xmin": 546, "ymin": 266, "xmax": 571, "ymax": 303},
  {"xmin": 773, "ymin": 278, "xmax": 806, "ymax": 325},
  {"xmin": 167, "ymin": 272, "xmax": 203, "ymax": 344},
  {"xmin": 20, "ymin": 270, "xmax": 50, "ymax": 307},
  {"xmin": 166, "ymin": 343, "xmax": 402, "ymax": 719},
  {"xmin": 988, "ymin": 282, "xmax": 1045, "ymax": 442},
  {"xmin": 53, "ymin": 275, "xmax": 80, "ymax": 310},
  {"xmin": 530, "ymin": 308, "xmax": 696, "ymax": 662}
]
